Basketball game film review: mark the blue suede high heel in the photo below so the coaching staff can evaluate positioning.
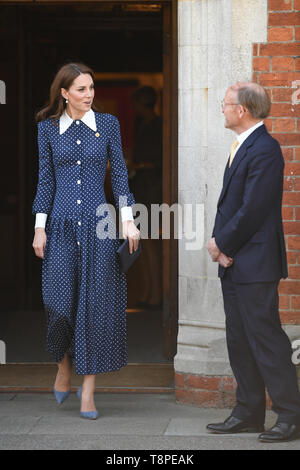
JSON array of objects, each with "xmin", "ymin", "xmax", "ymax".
[
  {"xmin": 53, "ymin": 388, "xmax": 71, "ymax": 404},
  {"xmin": 77, "ymin": 386, "xmax": 99, "ymax": 420},
  {"xmin": 53, "ymin": 354, "xmax": 73, "ymax": 404}
]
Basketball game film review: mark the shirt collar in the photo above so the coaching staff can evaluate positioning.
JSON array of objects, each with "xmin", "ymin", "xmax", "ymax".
[
  {"xmin": 236, "ymin": 120, "xmax": 264, "ymax": 146},
  {"xmin": 59, "ymin": 108, "xmax": 97, "ymax": 134}
]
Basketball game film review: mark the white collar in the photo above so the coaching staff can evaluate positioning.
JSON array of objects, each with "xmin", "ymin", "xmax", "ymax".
[
  {"xmin": 59, "ymin": 108, "xmax": 97, "ymax": 134},
  {"xmin": 236, "ymin": 120, "xmax": 264, "ymax": 146}
]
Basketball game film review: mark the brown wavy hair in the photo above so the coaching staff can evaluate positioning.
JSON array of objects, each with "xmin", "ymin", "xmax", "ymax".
[{"xmin": 35, "ymin": 62, "xmax": 100, "ymax": 125}]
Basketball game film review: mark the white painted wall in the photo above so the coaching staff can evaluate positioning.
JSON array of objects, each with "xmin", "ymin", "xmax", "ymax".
[{"xmin": 176, "ymin": 0, "xmax": 269, "ymax": 375}]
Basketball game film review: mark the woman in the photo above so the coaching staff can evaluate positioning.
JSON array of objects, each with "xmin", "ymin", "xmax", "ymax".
[{"xmin": 32, "ymin": 62, "xmax": 140, "ymax": 419}]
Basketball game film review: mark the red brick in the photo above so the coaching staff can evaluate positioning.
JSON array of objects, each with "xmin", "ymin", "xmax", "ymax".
[
  {"xmin": 283, "ymin": 222, "xmax": 300, "ymax": 234},
  {"xmin": 268, "ymin": 26, "xmax": 294, "ymax": 42},
  {"xmin": 296, "ymin": 27, "xmax": 300, "ymax": 40},
  {"xmin": 222, "ymin": 392, "xmax": 237, "ymax": 408},
  {"xmin": 260, "ymin": 43, "xmax": 300, "ymax": 56},
  {"xmin": 296, "ymin": 148, "xmax": 300, "ymax": 161},
  {"xmin": 283, "ymin": 192, "xmax": 300, "ymax": 205},
  {"xmin": 175, "ymin": 388, "xmax": 222, "ymax": 407},
  {"xmin": 272, "ymin": 57, "xmax": 294, "ymax": 71},
  {"xmin": 283, "ymin": 177, "xmax": 294, "ymax": 190},
  {"xmin": 282, "ymin": 147, "xmax": 294, "ymax": 160},
  {"xmin": 289, "ymin": 266, "xmax": 300, "ymax": 278},
  {"xmin": 279, "ymin": 311, "xmax": 300, "ymax": 324},
  {"xmin": 260, "ymin": 73, "xmax": 300, "ymax": 87},
  {"xmin": 221, "ymin": 376, "xmax": 236, "ymax": 391},
  {"xmin": 275, "ymin": 134, "xmax": 300, "ymax": 146},
  {"xmin": 269, "ymin": 12, "xmax": 300, "ymax": 27},
  {"xmin": 253, "ymin": 44, "xmax": 258, "ymax": 56},
  {"xmin": 279, "ymin": 295, "xmax": 291, "ymax": 309},
  {"xmin": 272, "ymin": 88, "xmax": 293, "ymax": 103},
  {"xmin": 295, "ymin": 0, "xmax": 300, "ymax": 10},
  {"xmin": 273, "ymin": 118, "xmax": 295, "ymax": 132},
  {"xmin": 295, "ymin": 179, "xmax": 300, "ymax": 190},
  {"xmin": 174, "ymin": 373, "xmax": 184, "ymax": 388},
  {"xmin": 271, "ymin": 103, "xmax": 300, "ymax": 117},
  {"xmin": 279, "ymin": 280, "xmax": 300, "ymax": 294},
  {"xmin": 252, "ymin": 72, "xmax": 259, "ymax": 84},
  {"xmin": 295, "ymin": 59, "xmax": 300, "ymax": 72},
  {"xmin": 292, "ymin": 296, "xmax": 300, "ymax": 309},
  {"xmin": 253, "ymin": 57, "xmax": 270, "ymax": 71},
  {"xmin": 284, "ymin": 162, "xmax": 300, "ymax": 175},
  {"xmin": 185, "ymin": 374, "xmax": 220, "ymax": 390},
  {"xmin": 287, "ymin": 251, "xmax": 297, "ymax": 263},
  {"xmin": 297, "ymin": 120, "xmax": 300, "ymax": 132},
  {"xmin": 269, "ymin": 0, "xmax": 292, "ymax": 10},
  {"xmin": 288, "ymin": 236, "xmax": 300, "ymax": 250},
  {"xmin": 266, "ymin": 88, "xmax": 272, "ymax": 100},
  {"xmin": 264, "ymin": 118, "xmax": 273, "ymax": 132},
  {"xmin": 295, "ymin": 207, "xmax": 300, "ymax": 220},
  {"xmin": 282, "ymin": 207, "xmax": 294, "ymax": 220}
]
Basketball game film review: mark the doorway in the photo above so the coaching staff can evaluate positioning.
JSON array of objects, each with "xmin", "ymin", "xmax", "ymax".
[{"xmin": 0, "ymin": 1, "xmax": 178, "ymax": 390}]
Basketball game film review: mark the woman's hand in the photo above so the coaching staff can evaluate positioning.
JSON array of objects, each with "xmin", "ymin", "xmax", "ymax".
[
  {"xmin": 122, "ymin": 220, "xmax": 140, "ymax": 254},
  {"xmin": 32, "ymin": 228, "xmax": 47, "ymax": 259}
]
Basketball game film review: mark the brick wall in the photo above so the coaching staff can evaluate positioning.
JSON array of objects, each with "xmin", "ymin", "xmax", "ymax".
[
  {"xmin": 253, "ymin": 0, "xmax": 300, "ymax": 325},
  {"xmin": 175, "ymin": 0, "xmax": 300, "ymax": 408}
]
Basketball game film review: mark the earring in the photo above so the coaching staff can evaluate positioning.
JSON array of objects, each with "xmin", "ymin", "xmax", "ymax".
[{"xmin": 65, "ymin": 98, "xmax": 68, "ymax": 104}]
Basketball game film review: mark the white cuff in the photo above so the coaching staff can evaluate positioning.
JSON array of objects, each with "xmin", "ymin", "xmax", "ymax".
[
  {"xmin": 35, "ymin": 213, "xmax": 48, "ymax": 228},
  {"xmin": 121, "ymin": 206, "xmax": 134, "ymax": 222}
]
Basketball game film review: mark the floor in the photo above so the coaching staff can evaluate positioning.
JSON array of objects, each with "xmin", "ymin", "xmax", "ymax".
[{"xmin": 0, "ymin": 392, "xmax": 298, "ymax": 450}]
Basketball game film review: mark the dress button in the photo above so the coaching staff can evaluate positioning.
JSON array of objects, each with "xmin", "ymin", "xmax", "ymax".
[
  {"xmin": 77, "ymin": 160, "xmax": 81, "ymax": 165},
  {"xmin": 77, "ymin": 199, "xmax": 81, "ymax": 204},
  {"xmin": 77, "ymin": 241, "xmax": 80, "ymax": 245},
  {"xmin": 76, "ymin": 120, "xmax": 80, "ymax": 125},
  {"xmin": 77, "ymin": 179, "xmax": 81, "ymax": 184},
  {"xmin": 77, "ymin": 140, "xmax": 81, "ymax": 145},
  {"xmin": 78, "ymin": 221, "xmax": 81, "ymax": 226}
]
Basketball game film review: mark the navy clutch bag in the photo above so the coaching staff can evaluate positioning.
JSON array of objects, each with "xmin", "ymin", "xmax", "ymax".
[{"xmin": 116, "ymin": 238, "xmax": 142, "ymax": 273}]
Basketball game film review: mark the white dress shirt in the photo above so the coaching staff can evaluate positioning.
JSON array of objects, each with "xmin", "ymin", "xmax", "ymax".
[
  {"xmin": 35, "ymin": 109, "xmax": 134, "ymax": 228},
  {"xmin": 231, "ymin": 120, "xmax": 264, "ymax": 161}
]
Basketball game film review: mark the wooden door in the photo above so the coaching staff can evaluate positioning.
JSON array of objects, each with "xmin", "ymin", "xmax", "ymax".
[
  {"xmin": 162, "ymin": 1, "xmax": 178, "ymax": 360},
  {"xmin": 2, "ymin": 0, "xmax": 178, "ymax": 363}
]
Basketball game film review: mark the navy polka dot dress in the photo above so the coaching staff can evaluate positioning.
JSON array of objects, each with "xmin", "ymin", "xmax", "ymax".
[{"xmin": 32, "ymin": 110, "xmax": 135, "ymax": 375}]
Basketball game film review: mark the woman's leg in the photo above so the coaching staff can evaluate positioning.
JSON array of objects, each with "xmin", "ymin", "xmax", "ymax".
[
  {"xmin": 54, "ymin": 353, "xmax": 72, "ymax": 392},
  {"xmin": 81, "ymin": 375, "xmax": 97, "ymax": 412}
]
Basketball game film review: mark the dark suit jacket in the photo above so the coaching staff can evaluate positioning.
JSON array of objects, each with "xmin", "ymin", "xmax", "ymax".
[{"xmin": 212, "ymin": 124, "xmax": 288, "ymax": 283}]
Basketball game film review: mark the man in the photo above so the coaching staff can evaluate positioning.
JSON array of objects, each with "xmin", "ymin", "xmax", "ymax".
[{"xmin": 207, "ymin": 82, "xmax": 300, "ymax": 443}]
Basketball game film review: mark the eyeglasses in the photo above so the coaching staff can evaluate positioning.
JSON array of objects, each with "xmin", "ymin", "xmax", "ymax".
[{"xmin": 221, "ymin": 99, "xmax": 240, "ymax": 109}]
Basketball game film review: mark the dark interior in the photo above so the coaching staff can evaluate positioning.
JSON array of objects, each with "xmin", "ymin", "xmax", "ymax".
[{"xmin": 0, "ymin": 4, "xmax": 169, "ymax": 364}]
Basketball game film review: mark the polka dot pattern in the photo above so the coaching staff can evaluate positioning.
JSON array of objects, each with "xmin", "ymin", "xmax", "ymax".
[{"xmin": 32, "ymin": 112, "xmax": 135, "ymax": 375}]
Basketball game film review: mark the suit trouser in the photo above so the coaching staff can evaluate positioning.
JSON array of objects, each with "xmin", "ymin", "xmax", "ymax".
[{"xmin": 221, "ymin": 268, "xmax": 300, "ymax": 425}]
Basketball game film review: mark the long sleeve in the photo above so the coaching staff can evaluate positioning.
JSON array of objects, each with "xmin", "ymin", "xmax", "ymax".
[
  {"xmin": 32, "ymin": 120, "xmax": 56, "ymax": 216},
  {"xmin": 35, "ymin": 213, "xmax": 48, "ymax": 228},
  {"xmin": 108, "ymin": 115, "xmax": 135, "ymax": 212},
  {"xmin": 215, "ymin": 144, "xmax": 284, "ymax": 258}
]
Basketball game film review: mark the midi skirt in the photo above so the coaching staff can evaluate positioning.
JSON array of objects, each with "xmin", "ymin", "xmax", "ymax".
[{"xmin": 42, "ymin": 213, "xmax": 127, "ymax": 375}]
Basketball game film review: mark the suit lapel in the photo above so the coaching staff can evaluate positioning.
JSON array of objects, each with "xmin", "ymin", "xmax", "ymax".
[{"xmin": 217, "ymin": 124, "xmax": 267, "ymax": 208}]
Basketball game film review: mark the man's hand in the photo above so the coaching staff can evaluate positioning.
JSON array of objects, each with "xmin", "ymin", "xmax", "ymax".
[
  {"xmin": 207, "ymin": 237, "xmax": 221, "ymax": 262},
  {"xmin": 217, "ymin": 252, "xmax": 233, "ymax": 268}
]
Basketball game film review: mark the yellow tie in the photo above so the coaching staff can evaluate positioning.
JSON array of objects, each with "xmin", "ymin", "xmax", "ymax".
[{"xmin": 229, "ymin": 139, "xmax": 239, "ymax": 167}]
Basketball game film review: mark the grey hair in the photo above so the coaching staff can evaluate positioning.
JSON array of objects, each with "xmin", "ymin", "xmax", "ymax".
[{"xmin": 230, "ymin": 82, "xmax": 271, "ymax": 119}]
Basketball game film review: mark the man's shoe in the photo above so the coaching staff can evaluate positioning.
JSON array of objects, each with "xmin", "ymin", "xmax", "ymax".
[
  {"xmin": 258, "ymin": 422, "xmax": 300, "ymax": 443},
  {"xmin": 206, "ymin": 415, "xmax": 265, "ymax": 434}
]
